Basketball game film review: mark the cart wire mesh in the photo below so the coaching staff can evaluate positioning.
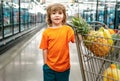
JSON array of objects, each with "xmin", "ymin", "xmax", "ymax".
[{"xmin": 72, "ymin": 21, "xmax": 120, "ymax": 81}]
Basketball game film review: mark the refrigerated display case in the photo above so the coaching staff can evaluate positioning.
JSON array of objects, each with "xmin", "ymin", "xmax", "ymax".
[
  {"xmin": 0, "ymin": 0, "xmax": 45, "ymax": 47},
  {"xmin": 78, "ymin": 0, "xmax": 116, "ymax": 29},
  {"xmin": 0, "ymin": 1, "xmax": 3, "ymax": 39},
  {"xmin": 115, "ymin": 2, "xmax": 120, "ymax": 29}
]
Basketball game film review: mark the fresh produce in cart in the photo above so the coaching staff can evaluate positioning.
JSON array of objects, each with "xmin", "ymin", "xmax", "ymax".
[
  {"xmin": 111, "ymin": 32, "xmax": 120, "ymax": 61},
  {"xmin": 107, "ymin": 28, "xmax": 116, "ymax": 35},
  {"xmin": 71, "ymin": 16, "xmax": 114, "ymax": 57},
  {"xmin": 103, "ymin": 64, "xmax": 120, "ymax": 81}
]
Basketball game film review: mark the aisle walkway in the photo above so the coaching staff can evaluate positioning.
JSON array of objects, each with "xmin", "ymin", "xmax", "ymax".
[{"xmin": 0, "ymin": 27, "xmax": 82, "ymax": 81}]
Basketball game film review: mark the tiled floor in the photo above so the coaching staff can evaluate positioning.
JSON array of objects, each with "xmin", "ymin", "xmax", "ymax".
[{"xmin": 0, "ymin": 27, "xmax": 82, "ymax": 81}]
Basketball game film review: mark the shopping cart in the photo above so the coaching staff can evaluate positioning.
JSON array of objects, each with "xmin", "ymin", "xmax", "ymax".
[{"xmin": 71, "ymin": 21, "xmax": 120, "ymax": 81}]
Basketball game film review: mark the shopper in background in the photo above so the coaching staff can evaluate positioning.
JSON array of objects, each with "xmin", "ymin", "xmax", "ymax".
[{"xmin": 39, "ymin": 3, "xmax": 75, "ymax": 81}]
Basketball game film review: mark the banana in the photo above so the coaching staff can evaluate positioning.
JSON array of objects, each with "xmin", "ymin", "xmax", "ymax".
[
  {"xmin": 99, "ymin": 27, "xmax": 113, "ymax": 46},
  {"xmin": 104, "ymin": 29, "xmax": 113, "ymax": 46},
  {"xmin": 103, "ymin": 64, "xmax": 120, "ymax": 81}
]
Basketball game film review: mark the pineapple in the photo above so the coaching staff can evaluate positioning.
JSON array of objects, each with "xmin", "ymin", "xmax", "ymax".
[
  {"xmin": 85, "ymin": 30, "xmax": 110, "ymax": 56},
  {"xmin": 71, "ymin": 16, "xmax": 111, "ymax": 57},
  {"xmin": 71, "ymin": 16, "xmax": 92, "ymax": 35}
]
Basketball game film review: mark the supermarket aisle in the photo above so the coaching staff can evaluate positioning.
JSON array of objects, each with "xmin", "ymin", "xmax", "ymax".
[{"xmin": 0, "ymin": 27, "xmax": 82, "ymax": 81}]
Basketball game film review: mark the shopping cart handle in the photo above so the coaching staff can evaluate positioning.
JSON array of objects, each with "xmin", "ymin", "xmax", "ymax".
[{"xmin": 87, "ymin": 21, "xmax": 109, "ymax": 29}]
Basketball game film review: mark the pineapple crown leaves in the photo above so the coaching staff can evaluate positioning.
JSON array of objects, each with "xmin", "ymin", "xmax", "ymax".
[{"xmin": 71, "ymin": 16, "xmax": 92, "ymax": 35}]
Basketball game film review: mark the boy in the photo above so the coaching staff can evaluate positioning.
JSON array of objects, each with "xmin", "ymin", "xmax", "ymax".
[{"xmin": 39, "ymin": 3, "xmax": 75, "ymax": 81}]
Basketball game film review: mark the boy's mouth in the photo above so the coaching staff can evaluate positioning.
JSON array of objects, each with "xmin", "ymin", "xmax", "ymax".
[{"xmin": 54, "ymin": 18, "xmax": 60, "ymax": 20}]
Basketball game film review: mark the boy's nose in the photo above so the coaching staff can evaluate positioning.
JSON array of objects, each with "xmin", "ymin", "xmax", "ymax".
[{"xmin": 55, "ymin": 13, "xmax": 60, "ymax": 15}]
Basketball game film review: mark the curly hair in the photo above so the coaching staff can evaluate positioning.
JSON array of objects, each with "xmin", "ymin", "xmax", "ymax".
[{"xmin": 46, "ymin": 3, "xmax": 67, "ymax": 26}]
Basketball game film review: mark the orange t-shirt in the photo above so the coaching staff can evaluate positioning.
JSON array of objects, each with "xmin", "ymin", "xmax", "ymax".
[{"xmin": 40, "ymin": 25, "xmax": 75, "ymax": 72}]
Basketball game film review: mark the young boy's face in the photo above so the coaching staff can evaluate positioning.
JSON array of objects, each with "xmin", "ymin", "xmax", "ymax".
[{"xmin": 50, "ymin": 10, "xmax": 64, "ymax": 26}]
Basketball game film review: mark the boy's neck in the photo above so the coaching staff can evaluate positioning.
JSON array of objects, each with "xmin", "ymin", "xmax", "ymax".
[{"xmin": 52, "ymin": 24, "xmax": 63, "ymax": 28}]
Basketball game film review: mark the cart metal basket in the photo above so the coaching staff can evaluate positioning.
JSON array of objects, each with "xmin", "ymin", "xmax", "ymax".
[{"xmin": 73, "ymin": 21, "xmax": 120, "ymax": 81}]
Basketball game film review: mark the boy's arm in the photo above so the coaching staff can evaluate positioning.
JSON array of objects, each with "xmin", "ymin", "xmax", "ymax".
[{"xmin": 42, "ymin": 49, "xmax": 48, "ymax": 64}]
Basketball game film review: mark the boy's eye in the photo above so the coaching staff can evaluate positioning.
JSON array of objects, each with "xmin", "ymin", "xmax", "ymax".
[
  {"xmin": 52, "ymin": 12, "xmax": 55, "ymax": 14},
  {"xmin": 59, "ymin": 12, "xmax": 62, "ymax": 14},
  {"xmin": 51, "ymin": 11, "xmax": 63, "ymax": 15}
]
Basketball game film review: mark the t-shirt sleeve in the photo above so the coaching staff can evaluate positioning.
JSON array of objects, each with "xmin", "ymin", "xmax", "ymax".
[
  {"xmin": 68, "ymin": 27, "xmax": 75, "ymax": 43},
  {"xmin": 39, "ymin": 31, "xmax": 48, "ymax": 49}
]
